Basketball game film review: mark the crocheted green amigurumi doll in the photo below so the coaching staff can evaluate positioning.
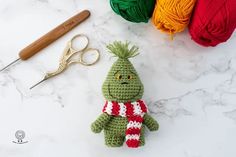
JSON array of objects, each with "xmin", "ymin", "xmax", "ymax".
[{"xmin": 91, "ymin": 41, "xmax": 159, "ymax": 148}]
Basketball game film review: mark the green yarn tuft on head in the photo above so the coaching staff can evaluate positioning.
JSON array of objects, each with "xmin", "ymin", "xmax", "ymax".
[
  {"xmin": 102, "ymin": 41, "xmax": 144, "ymax": 103},
  {"xmin": 107, "ymin": 41, "xmax": 139, "ymax": 59}
]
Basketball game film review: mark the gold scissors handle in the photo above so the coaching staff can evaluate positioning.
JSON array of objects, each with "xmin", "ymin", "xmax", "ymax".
[
  {"xmin": 30, "ymin": 34, "xmax": 100, "ymax": 89},
  {"xmin": 64, "ymin": 34, "xmax": 100, "ymax": 66},
  {"xmin": 60, "ymin": 34, "xmax": 89, "ymax": 63},
  {"xmin": 68, "ymin": 34, "xmax": 89, "ymax": 52},
  {"xmin": 68, "ymin": 47, "xmax": 100, "ymax": 66}
]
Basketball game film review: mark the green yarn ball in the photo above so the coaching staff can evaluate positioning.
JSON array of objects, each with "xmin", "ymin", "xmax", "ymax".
[{"xmin": 110, "ymin": 0, "xmax": 156, "ymax": 23}]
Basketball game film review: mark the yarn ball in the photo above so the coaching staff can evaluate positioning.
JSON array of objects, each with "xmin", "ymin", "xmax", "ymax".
[
  {"xmin": 110, "ymin": 0, "xmax": 156, "ymax": 23},
  {"xmin": 189, "ymin": 0, "xmax": 236, "ymax": 47},
  {"xmin": 152, "ymin": 0, "xmax": 196, "ymax": 35}
]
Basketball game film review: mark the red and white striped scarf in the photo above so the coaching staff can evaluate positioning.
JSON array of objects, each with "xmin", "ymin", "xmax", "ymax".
[{"xmin": 102, "ymin": 100, "xmax": 147, "ymax": 148}]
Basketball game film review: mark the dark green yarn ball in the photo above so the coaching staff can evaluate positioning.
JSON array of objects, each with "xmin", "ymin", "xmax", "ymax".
[{"xmin": 110, "ymin": 0, "xmax": 156, "ymax": 23}]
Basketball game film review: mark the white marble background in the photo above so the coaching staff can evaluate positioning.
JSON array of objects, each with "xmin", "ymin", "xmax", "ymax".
[{"xmin": 0, "ymin": 0, "xmax": 235, "ymax": 157}]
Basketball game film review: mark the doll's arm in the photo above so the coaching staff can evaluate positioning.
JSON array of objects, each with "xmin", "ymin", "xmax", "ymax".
[
  {"xmin": 91, "ymin": 113, "xmax": 111, "ymax": 133},
  {"xmin": 143, "ymin": 114, "xmax": 159, "ymax": 131}
]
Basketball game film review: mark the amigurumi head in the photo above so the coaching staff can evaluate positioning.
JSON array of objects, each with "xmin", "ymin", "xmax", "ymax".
[{"xmin": 102, "ymin": 41, "xmax": 144, "ymax": 103}]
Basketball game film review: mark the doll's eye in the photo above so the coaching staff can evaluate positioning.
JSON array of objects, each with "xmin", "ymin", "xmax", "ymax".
[
  {"xmin": 116, "ymin": 74, "xmax": 122, "ymax": 80},
  {"xmin": 127, "ymin": 75, "xmax": 132, "ymax": 80}
]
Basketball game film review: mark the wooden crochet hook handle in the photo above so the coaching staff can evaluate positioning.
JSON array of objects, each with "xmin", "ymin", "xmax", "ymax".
[{"xmin": 19, "ymin": 10, "xmax": 90, "ymax": 60}]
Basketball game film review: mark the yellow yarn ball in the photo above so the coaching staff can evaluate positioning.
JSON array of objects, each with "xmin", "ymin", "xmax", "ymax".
[{"xmin": 152, "ymin": 0, "xmax": 196, "ymax": 36}]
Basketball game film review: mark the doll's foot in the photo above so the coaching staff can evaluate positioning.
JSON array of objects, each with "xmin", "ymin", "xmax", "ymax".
[
  {"xmin": 105, "ymin": 136, "xmax": 124, "ymax": 147},
  {"xmin": 139, "ymin": 135, "xmax": 145, "ymax": 146},
  {"xmin": 139, "ymin": 127, "xmax": 145, "ymax": 146}
]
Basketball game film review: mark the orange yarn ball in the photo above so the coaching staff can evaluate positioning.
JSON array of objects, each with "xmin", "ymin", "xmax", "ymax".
[{"xmin": 152, "ymin": 0, "xmax": 196, "ymax": 35}]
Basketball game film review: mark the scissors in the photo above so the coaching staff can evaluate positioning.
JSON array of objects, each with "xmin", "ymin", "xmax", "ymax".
[{"xmin": 30, "ymin": 34, "xmax": 100, "ymax": 89}]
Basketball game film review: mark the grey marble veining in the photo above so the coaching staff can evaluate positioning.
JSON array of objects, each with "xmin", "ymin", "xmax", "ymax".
[{"xmin": 0, "ymin": 0, "xmax": 235, "ymax": 157}]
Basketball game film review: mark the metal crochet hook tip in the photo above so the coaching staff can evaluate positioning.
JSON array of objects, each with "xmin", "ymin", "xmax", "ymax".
[
  {"xmin": 30, "ymin": 79, "xmax": 47, "ymax": 90},
  {"xmin": 0, "ymin": 58, "xmax": 20, "ymax": 72}
]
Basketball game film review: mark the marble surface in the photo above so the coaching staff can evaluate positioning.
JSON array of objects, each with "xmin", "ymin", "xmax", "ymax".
[{"xmin": 0, "ymin": 0, "xmax": 235, "ymax": 157}]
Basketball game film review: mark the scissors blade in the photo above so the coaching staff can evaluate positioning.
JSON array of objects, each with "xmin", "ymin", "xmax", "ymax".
[{"xmin": 29, "ymin": 78, "xmax": 47, "ymax": 90}]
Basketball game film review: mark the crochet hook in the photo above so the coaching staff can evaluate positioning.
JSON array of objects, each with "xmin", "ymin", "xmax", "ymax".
[{"xmin": 0, "ymin": 10, "xmax": 90, "ymax": 72}]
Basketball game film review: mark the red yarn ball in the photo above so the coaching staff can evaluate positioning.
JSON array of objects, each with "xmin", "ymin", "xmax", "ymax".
[{"xmin": 189, "ymin": 0, "xmax": 236, "ymax": 47}]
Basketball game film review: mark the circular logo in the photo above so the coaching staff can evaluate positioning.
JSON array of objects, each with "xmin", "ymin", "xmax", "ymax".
[{"xmin": 15, "ymin": 130, "xmax": 25, "ymax": 140}]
